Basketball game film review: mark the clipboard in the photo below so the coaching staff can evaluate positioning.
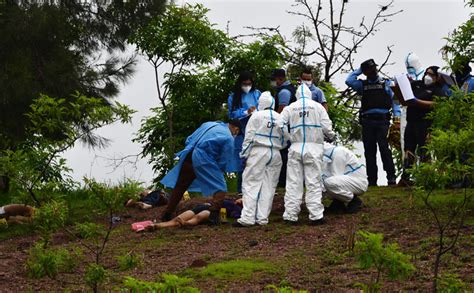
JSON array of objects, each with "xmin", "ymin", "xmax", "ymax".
[{"xmin": 391, "ymin": 74, "xmax": 416, "ymax": 106}]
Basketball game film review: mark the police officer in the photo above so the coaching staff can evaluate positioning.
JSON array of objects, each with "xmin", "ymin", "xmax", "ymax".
[
  {"xmin": 345, "ymin": 59, "xmax": 400, "ymax": 186},
  {"xmin": 271, "ymin": 69, "xmax": 296, "ymax": 188}
]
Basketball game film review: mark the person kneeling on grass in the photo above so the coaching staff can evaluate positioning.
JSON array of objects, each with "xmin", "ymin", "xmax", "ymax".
[
  {"xmin": 160, "ymin": 120, "xmax": 241, "ymax": 224},
  {"xmin": 125, "ymin": 189, "xmax": 170, "ymax": 210},
  {"xmin": 0, "ymin": 204, "xmax": 36, "ymax": 225},
  {"xmin": 145, "ymin": 199, "xmax": 242, "ymax": 231},
  {"xmin": 322, "ymin": 143, "xmax": 368, "ymax": 214}
]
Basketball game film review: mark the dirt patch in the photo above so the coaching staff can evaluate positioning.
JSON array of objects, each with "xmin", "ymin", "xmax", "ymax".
[{"xmin": 0, "ymin": 188, "xmax": 472, "ymax": 292}]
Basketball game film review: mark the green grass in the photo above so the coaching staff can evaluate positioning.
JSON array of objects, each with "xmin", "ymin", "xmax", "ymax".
[{"xmin": 185, "ymin": 259, "xmax": 277, "ymax": 281}]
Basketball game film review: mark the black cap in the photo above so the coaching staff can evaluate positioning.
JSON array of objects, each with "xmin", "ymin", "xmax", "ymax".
[
  {"xmin": 270, "ymin": 69, "xmax": 286, "ymax": 79},
  {"xmin": 361, "ymin": 59, "xmax": 378, "ymax": 71}
]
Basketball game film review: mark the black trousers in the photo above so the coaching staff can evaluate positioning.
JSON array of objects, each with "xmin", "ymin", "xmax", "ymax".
[
  {"xmin": 401, "ymin": 120, "xmax": 430, "ymax": 180},
  {"xmin": 361, "ymin": 118, "xmax": 396, "ymax": 185},
  {"xmin": 278, "ymin": 147, "xmax": 289, "ymax": 188}
]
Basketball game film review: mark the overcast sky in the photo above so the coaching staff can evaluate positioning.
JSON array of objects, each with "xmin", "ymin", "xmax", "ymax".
[{"xmin": 63, "ymin": 0, "xmax": 471, "ymax": 187}]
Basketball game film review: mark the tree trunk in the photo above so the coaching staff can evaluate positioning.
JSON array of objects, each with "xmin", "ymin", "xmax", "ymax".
[{"xmin": 0, "ymin": 175, "xmax": 9, "ymax": 193}]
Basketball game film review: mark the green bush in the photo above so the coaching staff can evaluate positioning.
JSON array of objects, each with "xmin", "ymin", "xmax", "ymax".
[
  {"xmin": 354, "ymin": 231, "xmax": 415, "ymax": 292},
  {"xmin": 438, "ymin": 273, "xmax": 468, "ymax": 293},
  {"xmin": 122, "ymin": 274, "xmax": 200, "ymax": 292},
  {"xmin": 26, "ymin": 242, "xmax": 78, "ymax": 279},
  {"xmin": 85, "ymin": 263, "xmax": 108, "ymax": 291},
  {"xmin": 117, "ymin": 253, "xmax": 143, "ymax": 271}
]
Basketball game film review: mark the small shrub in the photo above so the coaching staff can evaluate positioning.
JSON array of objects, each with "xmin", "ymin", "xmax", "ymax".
[
  {"xmin": 265, "ymin": 284, "xmax": 308, "ymax": 293},
  {"xmin": 438, "ymin": 273, "xmax": 468, "ymax": 293},
  {"xmin": 122, "ymin": 274, "xmax": 199, "ymax": 292},
  {"xmin": 34, "ymin": 200, "xmax": 68, "ymax": 244},
  {"xmin": 26, "ymin": 242, "xmax": 78, "ymax": 279},
  {"xmin": 85, "ymin": 263, "xmax": 108, "ymax": 292},
  {"xmin": 117, "ymin": 252, "xmax": 143, "ymax": 271},
  {"xmin": 354, "ymin": 231, "xmax": 415, "ymax": 292}
]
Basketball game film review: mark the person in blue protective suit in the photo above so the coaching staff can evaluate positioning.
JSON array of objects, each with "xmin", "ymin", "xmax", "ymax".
[
  {"xmin": 271, "ymin": 68, "xmax": 296, "ymax": 189},
  {"xmin": 300, "ymin": 67, "xmax": 328, "ymax": 111},
  {"xmin": 234, "ymin": 91, "xmax": 289, "ymax": 227},
  {"xmin": 322, "ymin": 143, "xmax": 368, "ymax": 214},
  {"xmin": 454, "ymin": 62, "xmax": 474, "ymax": 94},
  {"xmin": 227, "ymin": 71, "xmax": 261, "ymax": 194},
  {"xmin": 281, "ymin": 84, "xmax": 335, "ymax": 226},
  {"xmin": 346, "ymin": 59, "xmax": 400, "ymax": 186},
  {"xmin": 160, "ymin": 120, "xmax": 241, "ymax": 222}
]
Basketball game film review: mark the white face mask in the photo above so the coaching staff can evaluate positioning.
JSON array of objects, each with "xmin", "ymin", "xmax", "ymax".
[
  {"xmin": 241, "ymin": 85, "xmax": 251, "ymax": 94},
  {"xmin": 270, "ymin": 81, "xmax": 277, "ymax": 88},
  {"xmin": 303, "ymin": 80, "xmax": 312, "ymax": 87},
  {"xmin": 424, "ymin": 75, "xmax": 434, "ymax": 86}
]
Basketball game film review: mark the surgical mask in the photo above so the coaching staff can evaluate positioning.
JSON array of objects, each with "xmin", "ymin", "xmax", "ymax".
[
  {"xmin": 424, "ymin": 75, "xmax": 434, "ymax": 86},
  {"xmin": 270, "ymin": 81, "xmax": 277, "ymax": 88},
  {"xmin": 241, "ymin": 85, "xmax": 251, "ymax": 94},
  {"xmin": 303, "ymin": 80, "xmax": 312, "ymax": 87}
]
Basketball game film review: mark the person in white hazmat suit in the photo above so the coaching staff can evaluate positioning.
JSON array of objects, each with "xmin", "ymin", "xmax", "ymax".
[
  {"xmin": 281, "ymin": 84, "xmax": 335, "ymax": 225},
  {"xmin": 400, "ymin": 53, "xmax": 425, "ymax": 157},
  {"xmin": 235, "ymin": 91, "xmax": 289, "ymax": 227},
  {"xmin": 322, "ymin": 143, "xmax": 368, "ymax": 214}
]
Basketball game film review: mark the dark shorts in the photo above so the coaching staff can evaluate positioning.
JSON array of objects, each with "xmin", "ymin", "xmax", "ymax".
[
  {"xmin": 140, "ymin": 190, "xmax": 170, "ymax": 207},
  {"xmin": 191, "ymin": 203, "xmax": 212, "ymax": 214}
]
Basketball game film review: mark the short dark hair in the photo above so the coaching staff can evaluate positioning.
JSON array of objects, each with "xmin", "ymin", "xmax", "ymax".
[
  {"xmin": 271, "ymin": 69, "xmax": 286, "ymax": 79},
  {"xmin": 301, "ymin": 67, "xmax": 313, "ymax": 76}
]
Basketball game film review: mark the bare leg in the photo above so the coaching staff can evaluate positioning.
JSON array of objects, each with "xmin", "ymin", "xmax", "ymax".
[
  {"xmin": 150, "ymin": 210, "xmax": 196, "ymax": 229},
  {"xmin": 183, "ymin": 211, "xmax": 210, "ymax": 226}
]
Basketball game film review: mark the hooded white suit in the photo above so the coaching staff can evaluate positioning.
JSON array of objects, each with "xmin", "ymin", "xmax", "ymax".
[
  {"xmin": 322, "ymin": 143, "xmax": 368, "ymax": 203},
  {"xmin": 238, "ymin": 92, "xmax": 289, "ymax": 226},
  {"xmin": 401, "ymin": 53, "xmax": 425, "ymax": 155},
  {"xmin": 281, "ymin": 84, "xmax": 335, "ymax": 222}
]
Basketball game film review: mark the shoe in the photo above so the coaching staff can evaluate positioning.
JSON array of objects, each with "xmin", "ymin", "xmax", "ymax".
[
  {"xmin": 397, "ymin": 178, "xmax": 413, "ymax": 187},
  {"xmin": 232, "ymin": 221, "xmax": 248, "ymax": 228},
  {"xmin": 283, "ymin": 220, "xmax": 299, "ymax": 226},
  {"xmin": 326, "ymin": 199, "xmax": 347, "ymax": 214},
  {"xmin": 347, "ymin": 196, "xmax": 363, "ymax": 214},
  {"xmin": 387, "ymin": 177, "xmax": 397, "ymax": 186},
  {"xmin": 160, "ymin": 212, "xmax": 173, "ymax": 222},
  {"xmin": 309, "ymin": 218, "xmax": 326, "ymax": 226}
]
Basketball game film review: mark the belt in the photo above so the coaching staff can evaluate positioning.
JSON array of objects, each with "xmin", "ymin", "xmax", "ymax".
[{"xmin": 360, "ymin": 113, "xmax": 391, "ymax": 120}]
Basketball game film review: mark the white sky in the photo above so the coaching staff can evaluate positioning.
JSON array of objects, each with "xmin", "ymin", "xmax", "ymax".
[{"xmin": 63, "ymin": 0, "xmax": 471, "ymax": 187}]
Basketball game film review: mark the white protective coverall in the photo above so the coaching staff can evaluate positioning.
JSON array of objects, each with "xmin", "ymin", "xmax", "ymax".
[
  {"xmin": 401, "ymin": 53, "xmax": 425, "ymax": 155},
  {"xmin": 322, "ymin": 143, "xmax": 368, "ymax": 203},
  {"xmin": 238, "ymin": 92, "xmax": 289, "ymax": 226},
  {"xmin": 281, "ymin": 84, "xmax": 335, "ymax": 222}
]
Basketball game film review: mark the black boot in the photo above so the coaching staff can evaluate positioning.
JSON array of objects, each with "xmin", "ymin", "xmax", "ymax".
[
  {"xmin": 347, "ymin": 195, "xmax": 363, "ymax": 214},
  {"xmin": 309, "ymin": 217, "xmax": 326, "ymax": 226},
  {"xmin": 326, "ymin": 199, "xmax": 347, "ymax": 214}
]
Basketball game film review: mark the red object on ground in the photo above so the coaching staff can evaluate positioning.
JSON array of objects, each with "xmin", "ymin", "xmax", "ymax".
[{"xmin": 131, "ymin": 220, "xmax": 153, "ymax": 232}]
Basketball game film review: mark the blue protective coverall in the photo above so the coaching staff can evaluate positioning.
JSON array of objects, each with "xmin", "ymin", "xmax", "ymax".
[
  {"xmin": 160, "ymin": 121, "xmax": 235, "ymax": 196},
  {"xmin": 227, "ymin": 90, "xmax": 261, "ymax": 172}
]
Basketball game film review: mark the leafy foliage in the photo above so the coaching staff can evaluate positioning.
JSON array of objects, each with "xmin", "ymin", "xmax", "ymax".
[
  {"xmin": 34, "ymin": 200, "xmax": 68, "ymax": 244},
  {"xmin": 26, "ymin": 242, "xmax": 80, "ymax": 279},
  {"xmin": 121, "ymin": 274, "xmax": 200, "ymax": 292},
  {"xmin": 85, "ymin": 263, "xmax": 108, "ymax": 291},
  {"xmin": 354, "ymin": 231, "xmax": 415, "ymax": 292},
  {"xmin": 0, "ymin": 0, "xmax": 165, "ymax": 151},
  {"xmin": 131, "ymin": 4, "xmax": 286, "ymax": 181},
  {"xmin": 0, "ymin": 93, "xmax": 135, "ymax": 204},
  {"xmin": 116, "ymin": 252, "xmax": 144, "ymax": 271}
]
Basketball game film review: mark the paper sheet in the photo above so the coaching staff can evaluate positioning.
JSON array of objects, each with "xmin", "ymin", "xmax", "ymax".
[{"xmin": 394, "ymin": 74, "xmax": 415, "ymax": 102}]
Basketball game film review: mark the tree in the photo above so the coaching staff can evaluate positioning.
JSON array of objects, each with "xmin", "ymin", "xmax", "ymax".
[
  {"xmin": 0, "ymin": 0, "xmax": 165, "ymax": 191},
  {"xmin": 410, "ymin": 3, "xmax": 474, "ymax": 291},
  {"xmin": 0, "ymin": 93, "xmax": 135, "ymax": 205},
  {"xmin": 131, "ymin": 4, "xmax": 286, "ymax": 181}
]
